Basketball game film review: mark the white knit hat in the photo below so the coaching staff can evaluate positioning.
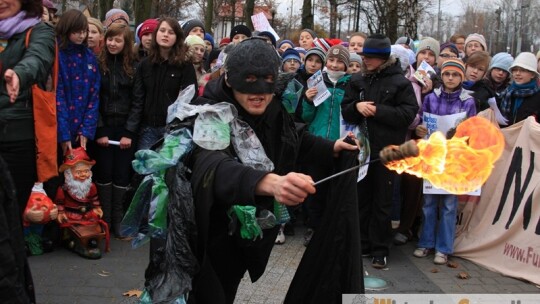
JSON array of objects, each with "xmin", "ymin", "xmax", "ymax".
[
  {"xmin": 465, "ymin": 33, "xmax": 487, "ymax": 52},
  {"xmin": 510, "ymin": 52, "xmax": 539, "ymax": 77}
]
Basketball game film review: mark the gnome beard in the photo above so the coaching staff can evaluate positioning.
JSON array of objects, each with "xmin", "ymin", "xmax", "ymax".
[{"xmin": 64, "ymin": 169, "xmax": 93, "ymax": 201}]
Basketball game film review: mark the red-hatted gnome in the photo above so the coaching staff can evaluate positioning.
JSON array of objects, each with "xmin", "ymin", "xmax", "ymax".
[
  {"xmin": 55, "ymin": 147, "xmax": 109, "ymax": 259},
  {"xmin": 23, "ymin": 182, "xmax": 58, "ymax": 255}
]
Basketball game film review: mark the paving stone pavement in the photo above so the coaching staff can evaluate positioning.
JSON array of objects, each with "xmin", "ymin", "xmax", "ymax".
[{"xmin": 29, "ymin": 226, "xmax": 539, "ymax": 304}]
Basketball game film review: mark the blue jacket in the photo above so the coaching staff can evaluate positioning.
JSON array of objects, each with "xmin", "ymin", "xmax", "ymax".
[{"xmin": 56, "ymin": 42, "xmax": 100, "ymax": 143}]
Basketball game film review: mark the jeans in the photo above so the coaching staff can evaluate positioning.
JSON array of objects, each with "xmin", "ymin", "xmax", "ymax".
[
  {"xmin": 138, "ymin": 126, "xmax": 166, "ymax": 150},
  {"xmin": 418, "ymin": 194, "xmax": 458, "ymax": 254}
]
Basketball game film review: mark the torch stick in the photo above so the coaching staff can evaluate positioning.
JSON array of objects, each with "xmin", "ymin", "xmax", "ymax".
[
  {"xmin": 312, "ymin": 159, "xmax": 380, "ymax": 186},
  {"xmin": 313, "ymin": 140, "xmax": 420, "ymax": 186}
]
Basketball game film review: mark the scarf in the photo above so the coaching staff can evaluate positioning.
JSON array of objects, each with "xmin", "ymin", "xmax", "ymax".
[
  {"xmin": 327, "ymin": 70, "xmax": 346, "ymax": 83},
  {"xmin": 500, "ymin": 80, "xmax": 540, "ymax": 122},
  {"xmin": 462, "ymin": 80, "xmax": 475, "ymax": 90},
  {"xmin": 0, "ymin": 11, "xmax": 40, "ymax": 39}
]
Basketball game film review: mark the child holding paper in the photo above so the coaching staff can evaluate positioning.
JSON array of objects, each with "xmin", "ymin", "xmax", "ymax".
[
  {"xmin": 413, "ymin": 59, "xmax": 476, "ymax": 265},
  {"xmin": 298, "ymin": 45, "xmax": 351, "ymax": 246}
]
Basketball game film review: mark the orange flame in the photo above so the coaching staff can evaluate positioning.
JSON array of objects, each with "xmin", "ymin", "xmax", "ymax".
[{"xmin": 385, "ymin": 116, "xmax": 505, "ymax": 194}]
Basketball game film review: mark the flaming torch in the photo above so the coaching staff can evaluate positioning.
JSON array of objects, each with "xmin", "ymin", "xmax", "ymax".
[{"xmin": 381, "ymin": 116, "xmax": 505, "ymax": 194}]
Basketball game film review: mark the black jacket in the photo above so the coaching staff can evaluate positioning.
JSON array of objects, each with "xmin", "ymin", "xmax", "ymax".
[
  {"xmin": 188, "ymin": 75, "xmax": 335, "ymax": 291},
  {"xmin": 131, "ymin": 57, "xmax": 197, "ymax": 129},
  {"xmin": 342, "ymin": 57, "xmax": 419, "ymax": 154},
  {"xmin": 96, "ymin": 55, "xmax": 138, "ymax": 138}
]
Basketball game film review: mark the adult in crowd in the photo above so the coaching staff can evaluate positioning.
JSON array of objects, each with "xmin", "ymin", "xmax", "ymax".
[
  {"xmin": 132, "ymin": 17, "xmax": 198, "ymax": 150},
  {"xmin": 229, "ymin": 24, "xmax": 251, "ymax": 44},
  {"xmin": 182, "ymin": 19, "xmax": 205, "ymax": 39},
  {"xmin": 0, "ymin": 0, "xmax": 55, "ymax": 211},
  {"xmin": 298, "ymin": 28, "xmax": 316, "ymax": 50},
  {"xmin": 180, "ymin": 37, "xmax": 357, "ymax": 304},
  {"xmin": 94, "ymin": 23, "xmax": 138, "ymax": 238},
  {"xmin": 135, "ymin": 18, "xmax": 158, "ymax": 60},
  {"xmin": 449, "ymin": 33, "xmax": 466, "ymax": 58},
  {"xmin": 342, "ymin": 34, "xmax": 418, "ymax": 268},
  {"xmin": 499, "ymin": 52, "xmax": 540, "ymax": 125},
  {"xmin": 56, "ymin": 9, "xmax": 101, "ymax": 153},
  {"xmin": 87, "ymin": 17, "xmax": 104, "ymax": 55}
]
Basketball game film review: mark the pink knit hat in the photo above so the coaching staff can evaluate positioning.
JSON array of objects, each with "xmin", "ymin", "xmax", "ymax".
[{"xmin": 465, "ymin": 33, "xmax": 487, "ymax": 52}]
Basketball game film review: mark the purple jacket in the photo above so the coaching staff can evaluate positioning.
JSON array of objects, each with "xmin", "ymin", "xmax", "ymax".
[{"xmin": 421, "ymin": 87, "xmax": 476, "ymax": 119}]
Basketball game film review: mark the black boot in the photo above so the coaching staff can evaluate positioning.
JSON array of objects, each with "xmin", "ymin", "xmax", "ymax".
[
  {"xmin": 96, "ymin": 182, "xmax": 113, "ymax": 226},
  {"xmin": 112, "ymin": 184, "xmax": 129, "ymax": 239}
]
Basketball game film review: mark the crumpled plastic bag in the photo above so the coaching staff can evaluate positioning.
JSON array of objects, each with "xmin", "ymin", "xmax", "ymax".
[
  {"xmin": 167, "ymin": 85, "xmax": 196, "ymax": 124},
  {"xmin": 228, "ymin": 205, "xmax": 262, "ymax": 240},
  {"xmin": 230, "ymin": 119, "xmax": 274, "ymax": 171},
  {"xmin": 281, "ymin": 78, "xmax": 304, "ymax": 114}
]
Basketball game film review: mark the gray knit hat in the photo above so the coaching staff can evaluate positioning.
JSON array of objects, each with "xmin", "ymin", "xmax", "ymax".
[
  {"xmin": 327, "ymin": 45, "xmax": 350, "ymax": 71},
  {"xmin": 305, "ymin": 47, "xmax": 326, "ymax": 63},
  {"xmin": 182, "ymin": 19, "xmax": 205, "ymax": 35},
  {"xmin": 417, "ymin": 37, "xmax": 440, "ymax": 58}
]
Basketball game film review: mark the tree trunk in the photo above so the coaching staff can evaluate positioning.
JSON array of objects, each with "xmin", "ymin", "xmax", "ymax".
[
  {"xmin": 328, "ymin": 0, "xmax": 337, "ymax": 37},
  {"xmin": 99, "ymin": 0, "xmax": 114, "ymax": 22},
  {"xmin": 244, "ymin": 0, "xmax": 255, "ymax": 29},
  {"xmin": 205, "ymin": 0, "xmax": 214, "ymax": 34},
  {"xmin": 386, "ymin": 0, "xmax": 398, "ymax": 42},
  {"xmin": 134, "ymin": 0, "xmax": 152, "ymax": 26},
  {"xmin": 301, "ymin": 0, "xmax": 314, "ymax": 30}
]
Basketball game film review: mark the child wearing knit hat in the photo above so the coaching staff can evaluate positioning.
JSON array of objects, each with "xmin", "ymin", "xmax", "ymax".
[
  {"xmin": 300, "ymin": 45, "xmax": 352, "ymax": 248},
  {"xmin": 278, "ymin": 39, "xmax": 295, "ymax": 54},
  {"xmin": 348, "ymin": 52, "xmax": 362, "ymax": 74},
  {"xmin": 298, "ymin": 29, "xmax": 317, "ymax": 50},
  {"xmin": 103, "ymin": 8, "xmax": 129, "ymax": 28},
  {"xmin": 486, "ymin": 52, "xmax": 513, "ymax": 94},
  {"xmin": 281, "ymin": 48, "xmax": 301, "ymax": 73},
  {"xmin": 414, "ymin": 58, "xmax": 476, "ymax": 265},
  {"xmin": 182, "ymin": 19, "xmax": 205, "ymax": 39},
  {"xmin": 416, "ymin": 37, "xmax": 440, "ymax": 68},
  {"xmin": 464, "ymin": 33, "xmax": 487, "ymax": 58},
  {"xmin": 229, "ymin": 24, "xmax": 251, "ymax": 43}
]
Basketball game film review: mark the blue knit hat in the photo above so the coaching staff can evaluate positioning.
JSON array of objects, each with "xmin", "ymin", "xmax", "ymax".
[
  {"xmin": 282, "ymin": 48, "xmax": 301, "ymax": 63},
  {"xmin": 360, "ymin": 34, "xmax": 391, "ymax": 59},
  {"xmin": 204, "ymin": 33, "xmax": 215, "ymax": 49},
  {"xmin": 489, "ymin": 52, "xmax": 514, "ymax": 73},
  {"xmin": 278, "ymin": 39, "xmax": 295, "ymax": 50}
]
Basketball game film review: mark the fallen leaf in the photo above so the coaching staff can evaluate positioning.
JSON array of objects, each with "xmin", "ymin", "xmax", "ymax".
[
  {"xmin": 457, "ymin": 271, "xmax": 470, "ymax": 279},
  {"xmin": 447, "ymin": 261, "xmax": 459, "ymax": 268},
  {"xmin": 123, "ymin": 289, "xmax": 143, "ymax": 298},
  {"xmin": 430, "ymin": 268, "xmax": 439, "ymax": 273},
  {"xmin": 97, "ymin": 270, "xmax": 110, "ymax": 277}
]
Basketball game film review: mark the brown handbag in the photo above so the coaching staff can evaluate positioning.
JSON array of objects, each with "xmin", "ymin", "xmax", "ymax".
[{"xmin": 25, "ymin": 28, "xmax": 59, "ymax": 182}]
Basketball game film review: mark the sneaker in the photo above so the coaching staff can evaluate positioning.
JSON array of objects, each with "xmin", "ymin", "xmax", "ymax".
[
  {"xmin": 303, "ymin": 228, "xmax": 314, "ymax": 247},
  {"xmin": 372, "ymin": 256, "xmax": 387, "ymax": 269},
  {"xmin": 275, "ymin": 226, "xmax": 285, "ymax": 245},
  {"xmin": 413, "ymin": 247, "xmax": 432, "ymax": 258},
  {"xmin": 393, "ymin": 232, "xmax": 408, "ymax": 245},
  {"xmin": 434, "ymin": 252, "xmax": 448, "ymax": 265}
]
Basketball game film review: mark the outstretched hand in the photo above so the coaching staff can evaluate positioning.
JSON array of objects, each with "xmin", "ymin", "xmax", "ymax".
[{"xmin": 4, "ymin": 69, "xmax": 20, "ymax": 103}]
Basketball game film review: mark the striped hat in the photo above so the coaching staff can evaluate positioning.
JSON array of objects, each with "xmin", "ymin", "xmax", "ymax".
[
  {"xmin": 305, "ymin": 47, "xmax": 326, "ymax": 63},
  {"xmin": 441, "ymin": 59, "xmax": 465, "ymax": 80},
  {"xmin": 360, "ymin": 34, "xmax": 391, "ymax": 59},
  {"xmin": 327, "ymin": 45, "xmax": 350, "ymax": 71},
  {"xmin": 313, "ymin": 38, "xmax": 332, "ymax": 53}
]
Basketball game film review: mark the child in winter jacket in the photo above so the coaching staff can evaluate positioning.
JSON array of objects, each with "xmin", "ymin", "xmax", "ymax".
[
  {"xmin": 56, "ymin": 9, "xmax": 101, "ymax": 153},
  {"xmin": 413, "ymin": 59, "xmax": 476, "ymax": 265}
]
